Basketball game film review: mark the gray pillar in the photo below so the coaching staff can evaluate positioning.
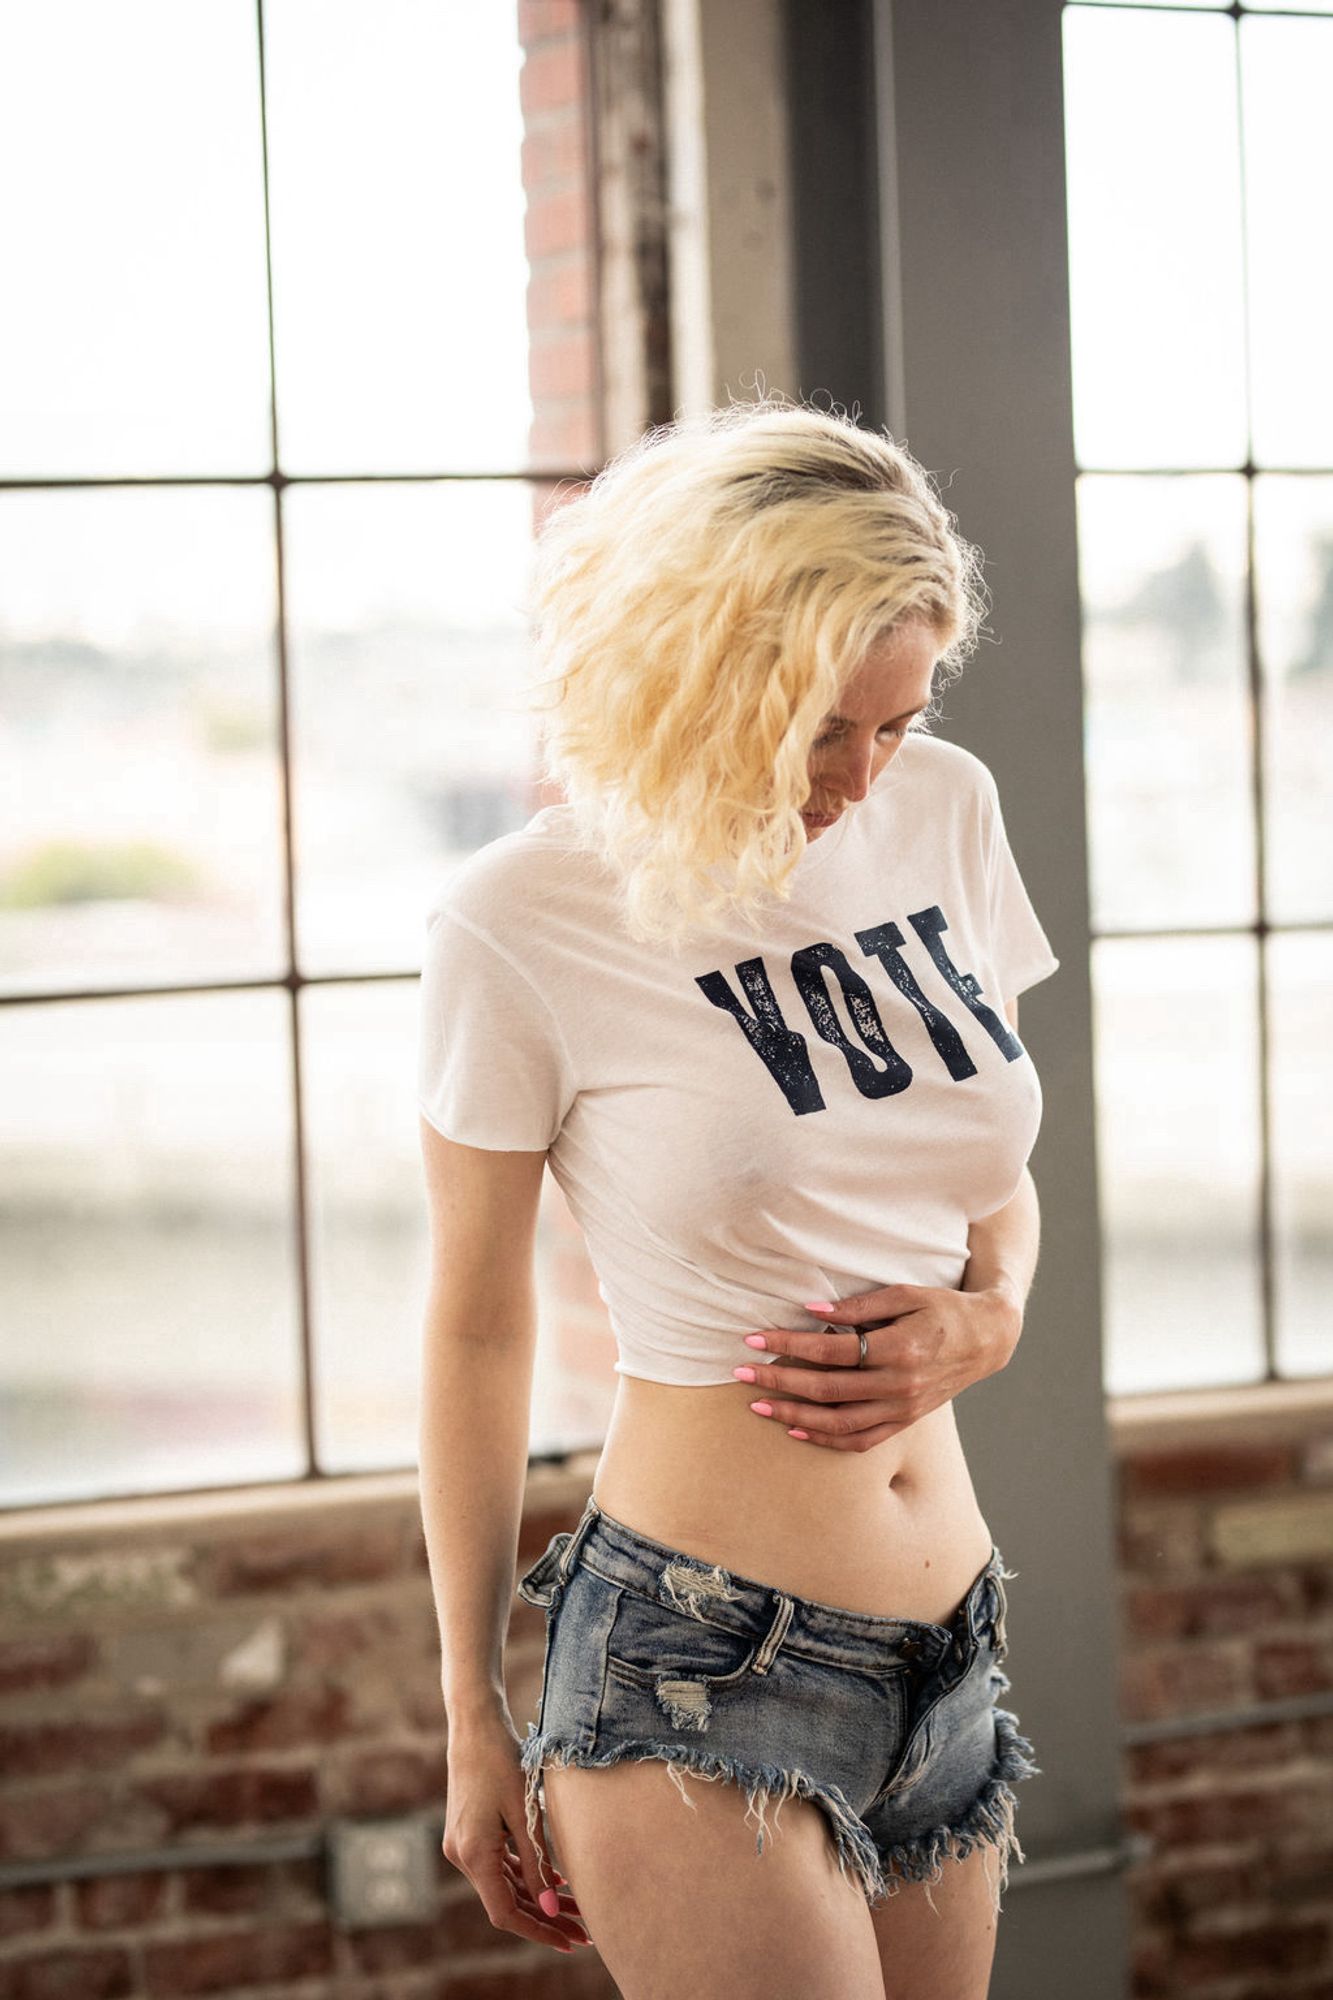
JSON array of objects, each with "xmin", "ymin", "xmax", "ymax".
[{"xmin": 871, "ymin": 2, "xmax": 1129, "ymax": 1992}]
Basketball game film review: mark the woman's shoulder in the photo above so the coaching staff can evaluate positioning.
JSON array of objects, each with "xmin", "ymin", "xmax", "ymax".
[
  {"xmin": 889, "ymin": 728, "xmax": 998, "ymax": 815},
  {"xmin": 423, "ymin": 803, "xmax": 600, "ymax": 941}
]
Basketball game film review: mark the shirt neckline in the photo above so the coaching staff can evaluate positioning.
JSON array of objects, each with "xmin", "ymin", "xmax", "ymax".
[{"xmin": 791, "ymin": 739, "xmax": 911, "ymax": 875}]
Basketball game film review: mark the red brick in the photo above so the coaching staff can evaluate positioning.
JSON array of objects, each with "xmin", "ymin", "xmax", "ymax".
[
  {"xmin": 135, "ymin": 1764, "xmax": 318, "ymax": 1835},
  {"xmin": 522, "ymin": 119, "xmax": 588, "ymax": 193},
  {"xmin": 204, "ymin": 1523, "xmax": 404, "ymax": 1595},
  {"xmin": 142, "ymin": 1920, "xmax": 334, "ymax": 1996},
  {"xmin": 440, "ymin": 1878, "xmax": 518, "ymax": 1955},
  {"xmin": 1129, "ymin": 1856, "xmax": 1255, "ymax": 1927},
  {"xmin": 1126, "ymin": 1718, "xmax": 1302, "ymax": 1785},
  {"xmin": 530, "ymin": 333, "xmax": 597, "ymax": 402},
  {"xmin": 524, "ymin": 186, "xmax": 591, "ymax": 262},
  {"xmin": 0, "ymin": 1710, "xmax": 166, "ymax": 1780},
  {"xmin": 204, "ymin": 1679, "xmax": 354, "ymax": 1755},
  {"xmin": 177, "ymin": 1862, "xmax": 273, "ymax": 1918},
  {"xmin": 0, "ymin": 1634, "xmax": 98, "ymax": 1698},
  {"xmin": 1175, "ymin": 1919, "xmax": 1329, "ymax": 1981},
  {"xmin": 1299, "ymin": 1426, "xmax": 1333, "ymax": 1482},
  {"xmin": 0, "ymin": 1883, "xmax": 58, "ymax": 1942},
  {"xmin": 1127, "ymin": 1928, "xmax": 1175, "ymax": 2000},
  {"xmin": 1254, "ymin": 1635, "xmax": 1333, "ymax": 1699},
  {"xmin": 1120, "ymin": 1571, "xmax": 1301, "ymax": 1642},
  {"xmin": 333, "ymin": 1744, "xmax": 446, "ymax": 1817},
  {"xmin": 291, "ymin": 1603, "xmax": 412, "ymax": 1672},
  {"xmin": 73, "ymin": 1870, "xmax": 167, "ymax": 1930},
  {"xmin": 516, "ymin": 1504, "xmax": 582, "ymax": 1561},
  {"xmin": 1117, "ymin": 1500, "xmax": 1207, "ymax": 1574},
  {"xmin": 1305, "ymin": 1711, "xmax": 1333, "ymax": 1756},
  {"xmin": 519, "ymin": 39, "xmax": 582, "ymax": 119},
  {"xmin": 1118, "ymin": 1642, "xmax": 1251, "ymax": 1724},
  {"xmin": 0, "ymin": 1946, "xmax": 135, "ymax": 1999},
  {"xmin": 1301, "ymin": 1559, "xmax": 1333, "ymax": 1618},
  {"xmin": 527, "ymin": 257, "xmax": 595, "ymax": 334},
  {"xmin": 519, "ymin": 0, "xmax": 581, "ymax": 43},
  {"xmin": 345, "ymin": 1914, "xmax": 451, "ymax": 1973},
  {"xmin": 0, "ymin": 1783, "xmax": 113, "ymax": 1864},
  {"xmin": 1126, "ymin": 1781, "xmax": 1330, "ymax": 1848},
  {"xmin": 1267, "ymin": 1845, "xmax": 1333, "ymax": 1904},
  {"xmin": 1124, "ymin": 1442, "xmax": 1297, "ymax": 1500}
]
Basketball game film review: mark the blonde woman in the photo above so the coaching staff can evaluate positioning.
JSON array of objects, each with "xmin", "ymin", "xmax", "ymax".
[{"xmin": 417, "ymin": 399, "xmax": 1059, "ymax": 2000}]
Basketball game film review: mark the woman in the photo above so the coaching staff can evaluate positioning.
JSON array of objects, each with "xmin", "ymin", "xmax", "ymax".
[{"xmin": 416, "ymin": 399, "xmax": 1059, "ymax": 2000}]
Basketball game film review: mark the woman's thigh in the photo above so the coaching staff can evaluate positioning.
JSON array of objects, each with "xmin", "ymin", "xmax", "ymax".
[
  {"xmin": 869, "ymin": 1845, "xmax": 1000, "ymax": 2000},
  {"xmin": 544, "ymin": 1756, "xmax": 886, "ymax": 2000}
]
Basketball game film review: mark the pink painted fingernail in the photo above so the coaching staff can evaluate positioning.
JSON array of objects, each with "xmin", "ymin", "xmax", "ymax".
[
  {"xmin": 749, "ymin": 1400, "xmax": 773, "ymax": 1417},
  {"xmin": 744, "ymin": 1333, "xmax": 768, "ymax": 1349},
  {"xmin": 804, "ymin": 1301, "xmax": 835, "ymax": 1312},
  {"xmin": 732, "ymin": 1365, "xmax": 756, "ymax": 1382},
  {"xmin": 788, "ymin": 1429, "xmax": 810, "ymax": 1440},
  {"xmin": 539, "ymin": 1888, "xmax": 560, "ymax": 1917}
]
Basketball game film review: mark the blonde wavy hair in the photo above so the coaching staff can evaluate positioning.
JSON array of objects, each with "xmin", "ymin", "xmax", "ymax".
[{"xmin": 525, "ymin": 396, "xmax": 989, "ymax": 950}]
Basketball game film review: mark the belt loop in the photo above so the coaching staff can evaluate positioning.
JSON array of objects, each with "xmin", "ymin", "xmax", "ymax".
[
  {"xmin": 752, "ymin": 1592, "xmax": 794, "ymax": 1674},
  {"xmin": 556, "ymin": 1491, "xmax": 600, "ymax": 1585}
]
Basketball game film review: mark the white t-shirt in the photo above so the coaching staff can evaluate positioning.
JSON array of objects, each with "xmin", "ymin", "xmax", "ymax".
[{"xmin": 416, "ymin": 732, "xmax": 1061, "ymax": 1386}]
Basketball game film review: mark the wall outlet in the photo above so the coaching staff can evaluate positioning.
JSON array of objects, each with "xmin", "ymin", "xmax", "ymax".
[{"xmin": 326, "ymin": 1815, "xmax": 437, "ymax": 1927}]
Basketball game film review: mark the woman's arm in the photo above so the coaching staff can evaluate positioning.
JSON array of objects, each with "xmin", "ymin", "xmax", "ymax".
[
  {"xmin": 418, "ymin": 1118, "xmax": 592, "ymax": 1954},
  {"xmin": 417, "ymin": 1118, "xmax": 545, "ymax": 1736}
]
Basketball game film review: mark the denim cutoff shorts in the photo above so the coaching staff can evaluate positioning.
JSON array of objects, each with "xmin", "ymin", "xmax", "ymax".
[{"xmin": 515, "ymin": 1494, "xmax": 1041, "ymax": 1917}]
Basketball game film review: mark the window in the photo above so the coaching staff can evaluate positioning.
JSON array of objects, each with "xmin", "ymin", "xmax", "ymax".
[
  {"xmin": 1062, "ymin": 0, "xmax": 1333, "ymax": 1393},
  {"xmin": 0, "ymin": 0, "xmax": 601, "ymax": 1507}
]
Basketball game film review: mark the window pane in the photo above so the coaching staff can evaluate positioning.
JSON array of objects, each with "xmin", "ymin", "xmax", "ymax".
[
  {"xmin": 1242, "ymin": 17, "xmax": 1333, "ymax": 466},
  {"xmin": 1255, "ymin": 477, "xmax": 1333, "ymax": 924},
  {"xmin": 0, "ymin": 992, "xmax": 304, "ymax": 1508},
  {"xmin": 0, "ymin": 488, "xmax": 286, "ymax": 996},
  {"xmin": 1062, "ymin": 8, "xmax": 1247, "ymax": 468},
  {"xmin": 1076, "ymin": 475, "xmax": 1253, "ymax": 932},
  {"xmin": 1095, "ymin": 936, "xmax": 1265, "ymax": 1395},
  {"xmin": 263, "ymin": 0, "xmax": 539, "ymax": 474},
  {"xmin": 305, "ymin": 979, "xmax": 613, "ymax": 1472},
  {"xmin": 0, "ymin": 0, "xmax": 271, "ymax": 478},
  {"xmin": 1269, "ymin": 932, "xmax": 1333, "ymax": 1380},
  {"xmin": 282, "ymin": 479, "xmax": 559, "ymax": 978}
]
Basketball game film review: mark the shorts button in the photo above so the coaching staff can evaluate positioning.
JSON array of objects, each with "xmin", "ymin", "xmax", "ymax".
[{"xmin": 899, "ymin": 1638, "xmax": 921, "ymax": 1659}]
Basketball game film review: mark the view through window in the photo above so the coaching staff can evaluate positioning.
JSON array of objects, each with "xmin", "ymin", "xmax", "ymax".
[
  {"xmin": 1063, "ymin": 0, "xmax": 1333, "ymax": 1394},
  {"xmin": 0, "ymin": 0, "xmax": 602, "ymax": 1507}
]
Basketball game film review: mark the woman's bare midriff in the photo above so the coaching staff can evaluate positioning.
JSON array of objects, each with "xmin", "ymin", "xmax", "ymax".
[{"xmin": 591, "ymin": 1357, "xmax": 996, "ymax": 1629}]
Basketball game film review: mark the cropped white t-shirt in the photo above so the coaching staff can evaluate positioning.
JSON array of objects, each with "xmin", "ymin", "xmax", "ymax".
[{"xmin": 416, "ymin": 732, "xmax": 1061, "ymax": 1386}]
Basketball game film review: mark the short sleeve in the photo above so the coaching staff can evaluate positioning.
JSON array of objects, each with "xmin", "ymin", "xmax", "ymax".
[
  {"xmin": 981, "ymin": 773, "xmax": 1061, "ymax": 1001},
  {"xmin": 416, "ymin": 905, "xmax": 576, "ymax": 1151}
]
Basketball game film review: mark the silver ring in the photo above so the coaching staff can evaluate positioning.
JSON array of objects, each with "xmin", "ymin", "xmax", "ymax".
[{"xmin": 856, "ymin": 1327, "xmax": 869, "ymax": 1369}]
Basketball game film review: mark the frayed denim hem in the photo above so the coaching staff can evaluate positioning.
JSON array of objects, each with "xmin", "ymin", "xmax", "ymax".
[
  {"xmin": 519, "ymin": 1725, "xmax": 890, "ymax": 1911},
  {"xmin": 520, "ymin": 1702, "xmax": 1040, "ymax": 1922},
  {"xmin": 869, "ymin": 1699, "xmax": 1043, "ymax": 1919}
]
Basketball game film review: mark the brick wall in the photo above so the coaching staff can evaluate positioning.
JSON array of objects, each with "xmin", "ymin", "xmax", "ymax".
[
  {"xmin": 0, "ymin": 1466, "xmax": 615, "ymax": 1999},
  {"xmin": 520, "ymin": 0, "xmax": 601, "ymax": 481},
  {"xmin": 1110, "ymin": 1385, "xmax": 1333, "ymax": 2000}
]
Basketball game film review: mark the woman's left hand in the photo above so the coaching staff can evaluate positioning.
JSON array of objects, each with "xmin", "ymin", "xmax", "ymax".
[{"xmin": 734, "ymin": 1283, "xmax": 1023, "ymax": 1451}]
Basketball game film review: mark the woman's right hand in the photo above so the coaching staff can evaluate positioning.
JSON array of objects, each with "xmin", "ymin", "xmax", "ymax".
[{"xmin": 442, "ymin": 1720, "xmax": 592, "ymax": 1955}]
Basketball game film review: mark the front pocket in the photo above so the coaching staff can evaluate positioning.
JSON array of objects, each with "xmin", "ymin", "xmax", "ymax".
[{"xmin": 603, "ymin": 1588, "xmax": 763, "ymax": 1693}]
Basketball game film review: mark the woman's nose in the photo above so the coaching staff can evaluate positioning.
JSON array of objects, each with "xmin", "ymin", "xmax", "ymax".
[{"xmin": 829, "ymin": 743, "xmax": 877, "ymax": 799}]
